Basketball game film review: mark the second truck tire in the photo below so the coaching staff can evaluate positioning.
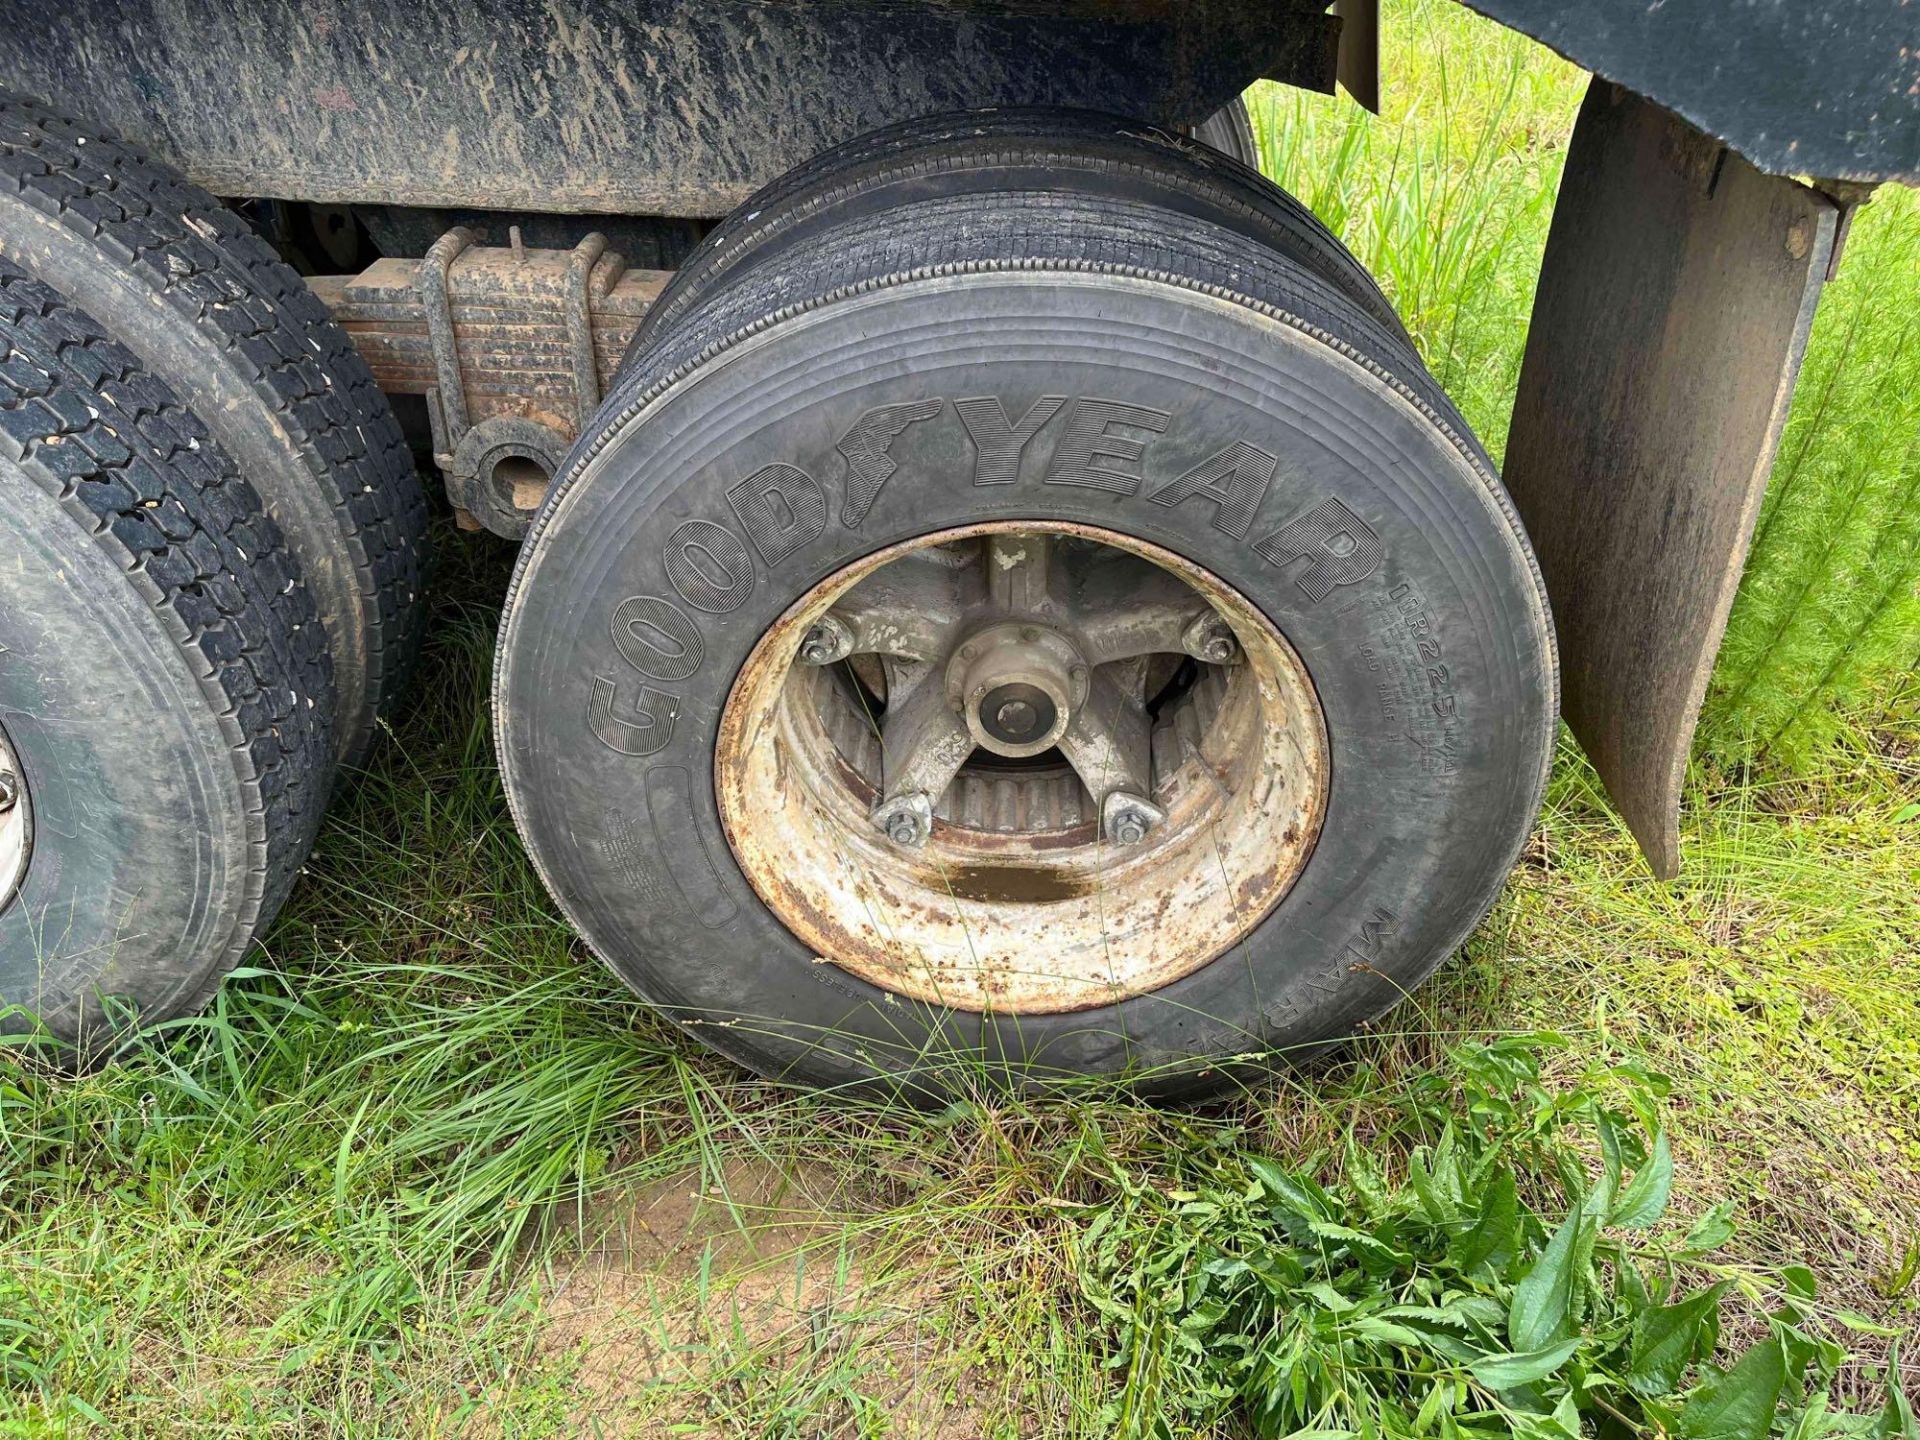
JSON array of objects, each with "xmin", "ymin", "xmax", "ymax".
[
  {"xmin": 0, "ymin": 90, "xmax": 428, "ymax": 765},
  {"xmin": 0, "ymin": 261, "xmax": 333, "ymax": 1045},
  {"xmin": 498, "ymin": 140, "xmax": 1556, "ymax": 1097},
  {"xmin": 625, "ymin": 106, "xmax": 1408, "ymax": 365}
]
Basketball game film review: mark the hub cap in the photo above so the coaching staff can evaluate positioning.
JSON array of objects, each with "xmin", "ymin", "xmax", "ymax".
[
  {"xmin": 0, "ymin": 724, "xmax": 28, "ymax": 915},
  {"xmin": 714, "ymin": 522, "xmax": 1329, "ymax": 1013}
]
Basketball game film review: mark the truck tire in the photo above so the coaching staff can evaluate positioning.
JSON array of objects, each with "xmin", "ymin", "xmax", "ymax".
[
  {"xmin": 496, "ymin": 172, "xmax": 1555, "ymax": 1097},
  {"xmin": 1192, "ymin": 96, "xmax": 1262, "ymax": 170},
  {"xmin": 0, "ymin": 90, "xmax": 427, "ymax": 766},
  {"xmin": 0, "ymin": 261, "xmax": 333, "ymax": 1048},
  {"xmin": 624, "ymin": 107, "xmax": 1406, "ymax": 364}
]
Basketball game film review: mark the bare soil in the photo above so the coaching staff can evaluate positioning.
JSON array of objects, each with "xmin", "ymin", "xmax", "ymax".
[{"xmin": 538, "ymin": 1157, "xmax": 991, "ymax": 1436}]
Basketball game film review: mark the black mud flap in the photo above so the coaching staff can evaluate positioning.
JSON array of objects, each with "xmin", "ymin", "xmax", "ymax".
[{"xmin": 1501, "ymin": 80, "xmax": 1842, "ymax": 877}]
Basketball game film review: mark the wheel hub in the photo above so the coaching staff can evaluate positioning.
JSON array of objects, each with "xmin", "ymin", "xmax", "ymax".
[
  {"xmin": 947, "ymin": 620, "xmax": 1086, "ymax": 760},
  {"xmin": 714, "ymin": 521, "xmax": 1330, "ymax": 1014}
]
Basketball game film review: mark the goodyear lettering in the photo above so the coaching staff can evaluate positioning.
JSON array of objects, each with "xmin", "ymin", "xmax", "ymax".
[
  {"xmin": 1146, "ymin": 440, "xmax": 1278, "ymax": 540},
  {"xmin": 956, "ymin": 395, "xmax": 1066, "ymax": 486},
  {"xmin": 729, "ymin": 462, "xmax": 827, "ymax": 565},
  {"xmin": 664, "ymin": 518, "xmax": 755, "ymax": 614},
  {"xmin": 836, "ymin": 399, "xmax": 945, "ymax": 526},
  {"xmin": 1253, "ymin": 497, "xmax": 1384, "ymax": 602},
  {"xmin": 589, "ymin": 391, "xmax": 1415, "ymax": 758},
  {"xmin": 587, "ymin": 676, "xmax": 679, "ymax": 756},
  {"xmin": 1042, "ymin": 398, "xmax": 1170, "ymax": 494},
  {"xmin": 610, "ymin": 594, "xmax": 703, "ymax": 681}
]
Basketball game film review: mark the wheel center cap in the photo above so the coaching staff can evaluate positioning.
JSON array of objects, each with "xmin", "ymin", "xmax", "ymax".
[
  {"xmin": 945, "ymin": 620, "xmax": 1088, "ymax": 759},
  {"xmin": 982, "ymin": 684, "xmax": 1053, "ymax": 746}
]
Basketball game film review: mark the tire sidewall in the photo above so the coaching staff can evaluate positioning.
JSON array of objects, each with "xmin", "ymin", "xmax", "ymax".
[
  {"xmin": 499, "ymin": 273, "xmax": 1554, "ymax": 1090},
  {"xmin": 0, "ymin": 470, "xmax": 253, "ymax": 1038}
]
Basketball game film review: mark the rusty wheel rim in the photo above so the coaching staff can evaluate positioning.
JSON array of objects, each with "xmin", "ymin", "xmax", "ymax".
[{"xmin": 714, "ymin": 521, "xmax": 1329, "ymax": 1014}]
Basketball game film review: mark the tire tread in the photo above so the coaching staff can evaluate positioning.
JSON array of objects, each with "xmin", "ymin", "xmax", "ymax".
[
  {"xmin": 0, "ymin": 90, "xmax": 427, "ymax": 762},
  {"xmin": 628, "ymin": 107, "xmax": 1408, "ymax": 360},
  {"xmin": 0, "ymin": 259, "xmax": 332, "ymax": 1026}
]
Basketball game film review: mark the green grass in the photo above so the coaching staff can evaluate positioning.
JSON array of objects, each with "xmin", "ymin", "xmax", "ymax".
[
  {"xmin": 4, "ymin": 600, "xmax": 1915, "ymax": 1434},
  {"xmin": 1248, "ymin": 2, "xmax": 1920, "ymax": 767},
  {"xmin": 4, "ymin": 2, "xmax": 1919, "ymax": 1434},
  {"xmin": 1704, "ymin": 188, "xmax": 1920, "ymax": 768}
]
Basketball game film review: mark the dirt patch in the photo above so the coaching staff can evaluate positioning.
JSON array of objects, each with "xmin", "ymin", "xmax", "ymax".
[{"xmin": 537, "ymin": 1156, "xmax": 990, "ymax": 1436}]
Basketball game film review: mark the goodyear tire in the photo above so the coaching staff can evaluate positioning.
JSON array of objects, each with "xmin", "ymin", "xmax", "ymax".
[
  {"xmin": 0, "ymin": 261, "xmax": 333, "ymax": 1048},
  {"xmin": 498, "ymin": 180, "xmax": 1555, "ymax": 1098},
  {"xmin": 0, "ymin": 90, "xmax": 427, "ymax": 765}
]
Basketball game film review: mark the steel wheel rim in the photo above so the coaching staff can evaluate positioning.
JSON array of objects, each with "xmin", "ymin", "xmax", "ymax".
[
  {"xmin": 714, "ymin": 521, "xmax": 1329, "ymax": 1014},
  {"xmin": 0, "ymin": 723, "xmax": 29, "ymax": 916}
]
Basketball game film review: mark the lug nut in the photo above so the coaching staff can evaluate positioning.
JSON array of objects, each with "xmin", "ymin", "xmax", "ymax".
[
  {"xmin": 1181, "ymin": 610, "xmax": 1239, "ymax": 665},
  {"xmin": 1101, "ymin": 791, "xmax": 1165, "ymax": 846},
  {"xmin": 0, "ymin": 772, "xmax": 15, "ymax": 814},
  {"xmin": 797, "ymin": 615, "xmax": 853, "ymax": 666},
  {"xmin": 872, "ymin": 792, "xmax": 933, "ymax": 849}
]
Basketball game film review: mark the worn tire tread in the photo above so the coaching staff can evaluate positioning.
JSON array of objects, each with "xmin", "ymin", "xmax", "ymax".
[{"xmin": 628, "ymin": 107, "xmax": 1408, "ymax": 360}]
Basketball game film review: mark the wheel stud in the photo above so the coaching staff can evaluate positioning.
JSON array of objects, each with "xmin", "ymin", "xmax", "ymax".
[
  {"xmin": 797, "ymin": 615, "xmax": 854, "ymax": 666},
  {"xmin": 872, "ymin": 792, "xmax": 933, "ymax": 849},
  {"xmin": 1102, "ymin": 791, "xmax": 1164, "ymax": 846},
  {"xmin": 1181, "ymin": 611, "xmax": 1239, "ymax": 665}
]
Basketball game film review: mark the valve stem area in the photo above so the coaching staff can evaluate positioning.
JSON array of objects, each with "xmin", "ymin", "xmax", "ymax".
[{"xmin": 715, "ymin": 522, "xmax": 1329, "ymax": 1014}]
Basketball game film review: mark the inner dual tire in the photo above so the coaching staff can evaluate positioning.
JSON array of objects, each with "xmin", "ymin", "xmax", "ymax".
[{"xmin": 497, "ymin": 112, "xmax": 1557, "ymax": 1097}]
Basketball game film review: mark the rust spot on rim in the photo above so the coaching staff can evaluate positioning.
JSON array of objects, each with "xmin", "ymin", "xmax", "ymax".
[{"xmin": 714, "ymin": 520, "xmax": 1330, "ymax": 1015}]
